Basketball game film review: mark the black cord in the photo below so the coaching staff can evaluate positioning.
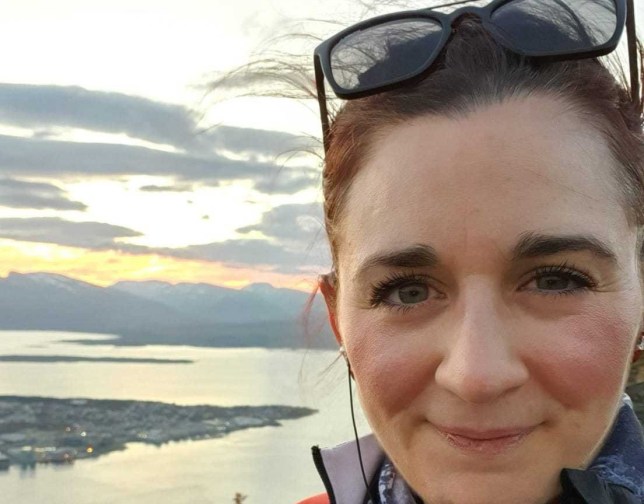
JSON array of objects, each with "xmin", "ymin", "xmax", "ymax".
[{"xmin": 347, "ymin": 362, "xmax": 378, "ymax": 504}]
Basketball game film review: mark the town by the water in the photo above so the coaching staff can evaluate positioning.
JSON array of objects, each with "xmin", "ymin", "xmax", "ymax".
[{"xmin": 0, "ymin": 396, "xmax": 316, "ymax": 469}]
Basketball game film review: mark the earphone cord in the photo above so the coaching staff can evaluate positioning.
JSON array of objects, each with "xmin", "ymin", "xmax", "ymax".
[{"xmin": 348, "ymin": 362, "xmax": 378, "ymax": 504}]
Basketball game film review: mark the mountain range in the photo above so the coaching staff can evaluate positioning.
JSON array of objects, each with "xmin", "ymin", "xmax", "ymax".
[{"xmin": 0, "ymin": 272, "xmax": 335, "ymax": 349}]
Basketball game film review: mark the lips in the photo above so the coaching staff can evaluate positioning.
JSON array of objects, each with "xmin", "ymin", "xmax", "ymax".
[{"xmin": 433, "ymin": 424, "xmax": 537, "ymax": 455}]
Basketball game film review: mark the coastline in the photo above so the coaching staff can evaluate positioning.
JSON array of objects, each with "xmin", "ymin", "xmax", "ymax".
[{"xmin": 0, "ymin": 395, "xmax": 317, "ymax": 468}]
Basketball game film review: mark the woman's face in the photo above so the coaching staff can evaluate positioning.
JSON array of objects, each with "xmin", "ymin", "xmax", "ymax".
[{"xmin": 323, "ymin": 95, "xmax": 643, "ymax": 504}]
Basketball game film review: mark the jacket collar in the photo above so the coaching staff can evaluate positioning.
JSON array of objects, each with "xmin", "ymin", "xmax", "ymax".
[
  {"xmin": 585, "ymin": 400, "xmax": 644, "ymax": 499},
  {"xmin": 312, "ymin": 434, "xmax": 383, "ymax": 504},
  {"xmin": 311, "ymin": 397, "xmax": 644, "ymax": 504}
]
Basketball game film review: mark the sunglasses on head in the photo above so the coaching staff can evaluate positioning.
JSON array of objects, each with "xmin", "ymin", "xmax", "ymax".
[{"xmin": 313, "ymin": 0, "xmax": 640, "ymax": 153}]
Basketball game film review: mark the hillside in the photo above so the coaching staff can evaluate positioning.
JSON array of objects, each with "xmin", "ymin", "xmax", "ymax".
[{"xmin": 0, "ymin": 272, "xmax": 334, "ymax": 349}]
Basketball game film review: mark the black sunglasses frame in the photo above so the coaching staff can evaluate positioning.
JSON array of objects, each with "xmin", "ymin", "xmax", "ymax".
[{"xmin": 313, "ymin": 0, "xmax": 640, "ymax": 153}]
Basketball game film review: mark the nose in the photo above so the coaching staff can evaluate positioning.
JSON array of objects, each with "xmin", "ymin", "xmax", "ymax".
[{"xmin": 434, "ymin": 280, "xmax": 529, "ymax": 404}]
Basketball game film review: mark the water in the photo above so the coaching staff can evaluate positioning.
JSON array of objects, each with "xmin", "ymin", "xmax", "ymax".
[{"xmin": 0, "ymin": 331, "xmax": 371, "ymax": 503}]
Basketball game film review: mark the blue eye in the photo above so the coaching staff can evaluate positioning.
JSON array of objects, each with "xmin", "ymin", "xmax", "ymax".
[
  {"xmin": 536, "ymin": 275, "xmax": 574, "ymax": 290},
  {"xmin": 369, "ymin": 273, "xmax": 434, "ymax": 312},
  {"xmin": 528, "ymin": 263, "xmax": 596, "ymax": 296},
  {"xmin": 392, "ymin": 283, "xmax": 429, "ymax": 304}
]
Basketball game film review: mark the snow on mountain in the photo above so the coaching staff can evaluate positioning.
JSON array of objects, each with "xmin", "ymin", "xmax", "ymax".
[
  {"xmin": 110, "ymin": 280, "xmax": 321, "ymax": 324},
  {"xmin": 6, "ymin": 272, "xmax": 98, "ymax": 293},
  {"xmin": 0, "ymin": 272, "xmax": 188, "ymax": 333},
  {"xmin": 0, "ymin": 272, "xmax": 334, "ymax": 348}
]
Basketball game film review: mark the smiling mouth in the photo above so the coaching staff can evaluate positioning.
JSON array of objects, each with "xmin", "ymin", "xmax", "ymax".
[{"xmin": 433, "ymin": 425, "xmax": 537, "ymax": 455}]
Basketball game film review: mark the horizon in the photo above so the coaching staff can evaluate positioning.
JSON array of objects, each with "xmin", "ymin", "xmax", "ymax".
[{"xmin": 0, "ymin": 269, "xmax": 318, "ymax": 292}]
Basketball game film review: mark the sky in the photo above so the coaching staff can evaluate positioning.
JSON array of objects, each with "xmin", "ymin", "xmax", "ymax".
[{"xmin": 0, "ymin": 0, "xmax": 642, "ymax": 291}]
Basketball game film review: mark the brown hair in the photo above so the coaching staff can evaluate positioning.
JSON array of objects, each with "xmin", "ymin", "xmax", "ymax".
[{"xmin": 318, "ymin": 16, "xmax": 644, "ymax": 308}]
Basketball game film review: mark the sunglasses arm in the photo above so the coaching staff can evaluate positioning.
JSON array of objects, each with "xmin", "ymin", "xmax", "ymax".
[
  {"xmin": 314, "ymin": 55, "xmax": 331, "ymax": 154},
  {"xmin": 627, "ymin": 0, "xmax": 641, "ymax": 105}
]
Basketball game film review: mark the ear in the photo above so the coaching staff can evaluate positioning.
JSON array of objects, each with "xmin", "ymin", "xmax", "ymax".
[{"xmin": 318, "ymin": 272, "xmax": 343, "ymax": 348}]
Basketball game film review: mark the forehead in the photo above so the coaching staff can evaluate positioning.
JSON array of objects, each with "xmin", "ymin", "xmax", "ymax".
[{"xmin": 338, "ymin": 95, "xmax": 628, "ymax": 273}]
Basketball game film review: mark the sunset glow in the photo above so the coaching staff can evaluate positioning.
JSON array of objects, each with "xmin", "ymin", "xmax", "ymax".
[{"xmin": 0, "ymin": 240, "xmax": 318, "ymax": 291}]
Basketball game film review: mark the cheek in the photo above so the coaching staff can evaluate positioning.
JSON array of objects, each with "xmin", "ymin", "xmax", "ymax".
[
  {"xmin": 527, "ymin": 310, "xmax": 635, "ymax": 408},
  {"xmin": 345, "ymin": 301, "xmax": 638, "ymax": 420},
  {"xmin": 346, "ymin": 318, "xmax": 437, "ymax": 420}
]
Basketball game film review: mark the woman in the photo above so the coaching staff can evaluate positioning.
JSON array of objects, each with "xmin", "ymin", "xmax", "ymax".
[{"xmin": 299, "ymin": 0, "xmax": 644, "ymax": 503}]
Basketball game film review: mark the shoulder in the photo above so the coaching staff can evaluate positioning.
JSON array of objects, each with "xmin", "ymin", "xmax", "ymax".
[{"xmin": 296, "ymin": 493, "xmax": 330, "ymax": 504}]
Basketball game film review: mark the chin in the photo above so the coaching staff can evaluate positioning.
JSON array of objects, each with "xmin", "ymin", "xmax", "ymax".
[
  {"xmin": 397, "ymin": 436, "xmax": 561, "ymax": 504},
  {"xmin": 410, "ymin": 473, "xmax": 560, "ymax": 504}
]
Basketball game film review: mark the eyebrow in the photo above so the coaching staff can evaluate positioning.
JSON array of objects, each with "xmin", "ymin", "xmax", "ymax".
[
  {"xmin": 354, "ymin": 244, "xmax": 441, "ymax": 282},
  {"xmin": 353, "ymin": 232, "xmax": 618, "ymax": 282},
  {"xmin": 511, "ymin": 232, "xmax": 618, "ymax": 264}
]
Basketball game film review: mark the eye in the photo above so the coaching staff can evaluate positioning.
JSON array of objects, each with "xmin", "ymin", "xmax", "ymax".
[
  {"xmin": 524, "ymin": 263, "xmax": 596, "ymax": 296},
  {"xmin": 536, "ymin": 275, "xmax": 572, "ymax": 290},
  {"xmin": 369, "ymin": 272, "xmax": 437, "ymax": 312},
  {"xmin": 394, "ymin": 282, "xmax": 429, "ymax": 304}
]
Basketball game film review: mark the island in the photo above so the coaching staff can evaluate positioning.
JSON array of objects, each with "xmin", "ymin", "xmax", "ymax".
[{"xmin": 0, "ymin": 396, "xmax": 316, "ymax": 468}]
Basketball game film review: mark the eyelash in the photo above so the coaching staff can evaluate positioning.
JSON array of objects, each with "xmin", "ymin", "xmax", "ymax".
[
  {"xmin": 369, "ymin": 271, "xmax": 435, "ymax": 314},
  {"xmin": 368, "ymin": 262, "xmax": 597, "ymax": 314},
  {"xmin": 528, "ymin": 262, "xmax": 597, "ymax": 295}
]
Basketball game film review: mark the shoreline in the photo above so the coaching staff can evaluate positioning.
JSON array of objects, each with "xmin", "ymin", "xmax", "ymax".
[{"xmin": 0, "ymin": 395, "xmax": 317, "ymax": 468}]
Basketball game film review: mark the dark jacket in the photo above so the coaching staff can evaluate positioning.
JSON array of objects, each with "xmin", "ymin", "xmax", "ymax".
[{"xmin": 306, "ymin": 397, "xmax": 644, "ymax": 504}]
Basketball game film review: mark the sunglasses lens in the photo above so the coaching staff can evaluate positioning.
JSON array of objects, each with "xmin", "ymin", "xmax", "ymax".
[
  {"xmin": 491, "ymin": 0, "xmax": 618, "ymax": 53},
  {"xmin": 330, "ymin": 18, "xmax": 442, "ymax": 92}
]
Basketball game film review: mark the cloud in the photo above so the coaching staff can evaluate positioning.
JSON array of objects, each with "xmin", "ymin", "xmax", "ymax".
[
  {"xmin": 0, "ymin": 85, "xmax": 327, "ymax": 274},
  {"xmin": 0, "ymin": 178, "xmax": 86, "ymax": 211},
  {"xmin": 0, "ymin": 214, "xmax": 330, "ymax": 274},
  {"xmin": 0, "ymin": 83, "xmax": 315, "ymax": 159},
  {"xmin": 234, "ymin": 202, "xmax": 331, "ymax": 272},
  {"xmin": 207, "ymin": 125, "xmax": 318, "ymax": 159},
  {"xmin": 170, "ymin": 238, "xmax": 329, "ymax": 274},
  {"xmin": 0, "ymin": 134, "xmax": 317, "ymax": 196},
  {"xmin": 253, "ymin": 170, "xmax": 319, "ymax": 195},
  {"xmin": 0, "ymin": 83, "xmax": 196, "ymax": 149},
  {"xmin": 0, "ymin": 134, "xmax": 267, "ymax": 180},
  {"xmin": 0, "ymin": 217, "xmax": 141, "ymax": 249},
  {"xmin": 238, "ymin": 202, "xmax": 324, "ymax": 241},
  {"xmin": 139, "ymin": 183, "xmax": 196, "ymax": 192},
  {"xmin": 0, "ymin": 84, "xmax": 321, "ymax": 197}
]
